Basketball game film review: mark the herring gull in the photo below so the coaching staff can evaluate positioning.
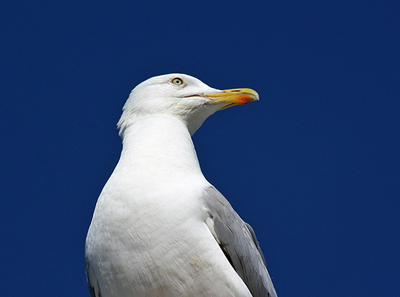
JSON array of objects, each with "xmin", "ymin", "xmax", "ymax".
[{"xmin": 85, "ymin": 74, "xmax": 278, "ymax": 297}]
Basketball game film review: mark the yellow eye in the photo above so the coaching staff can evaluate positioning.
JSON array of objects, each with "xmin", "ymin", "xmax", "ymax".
[{"xmin": 171, "ymin": 77, "xmax": 184, "ymax": 85}]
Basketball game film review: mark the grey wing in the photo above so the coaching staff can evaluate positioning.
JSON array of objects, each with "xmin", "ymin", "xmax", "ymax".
[
  {"xmin": 245, "ymin": 222, "xmax": 267, "ymax": 267},
  {"xmin": 85, "ymin": 256, "xmax": 101, "ymax": 297},
  {"xmin": 203, "ymin": 186, "xmax": 278, "ymax": 297}
]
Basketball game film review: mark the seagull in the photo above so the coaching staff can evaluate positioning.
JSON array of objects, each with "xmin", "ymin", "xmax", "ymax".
[{"xmin": 85, "ymin": 74, "xmax": 278, "ymax": 297}]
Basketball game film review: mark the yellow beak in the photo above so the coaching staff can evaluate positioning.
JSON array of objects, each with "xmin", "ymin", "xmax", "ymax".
[{"xmin": 204, "ymin": 88, "xmax": 259, "ymax": 110}]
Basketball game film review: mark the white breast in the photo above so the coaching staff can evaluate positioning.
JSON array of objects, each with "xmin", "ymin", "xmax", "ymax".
[{"xmin": 85, "ymin": 116, "xmax": 252, "ymax": 297}]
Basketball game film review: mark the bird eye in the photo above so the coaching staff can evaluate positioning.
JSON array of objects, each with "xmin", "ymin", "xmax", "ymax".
[{"xmin": 171, "ymin": 77, "xmax": 184, "ymax": 85}]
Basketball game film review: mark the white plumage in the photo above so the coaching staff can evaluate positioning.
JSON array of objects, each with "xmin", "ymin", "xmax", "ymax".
[{"xmin": 85, "ymin": 74, "xmax": 277, "ymax": 297}]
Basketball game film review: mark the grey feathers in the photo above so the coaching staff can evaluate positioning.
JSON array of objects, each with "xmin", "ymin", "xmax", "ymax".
[{"xmin": 203, "ymin": 186, "xmax": 277, "ymax": 297}]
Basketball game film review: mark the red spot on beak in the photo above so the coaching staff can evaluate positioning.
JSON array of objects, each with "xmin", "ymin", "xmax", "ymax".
[{"xmin": 238, "ymin": 95, "xmax": 252, "ymax": 105}]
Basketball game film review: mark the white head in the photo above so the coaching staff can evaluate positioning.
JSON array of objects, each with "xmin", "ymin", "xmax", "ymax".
[{"xmin": 118, "ymin": 73, "xmax": 259, "ymax": 136}]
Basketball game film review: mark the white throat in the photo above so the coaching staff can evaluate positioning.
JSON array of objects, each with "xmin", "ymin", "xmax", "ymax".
[{"xmin": 119, "ymin": 115, "xmax": 204, "ymax": 184}]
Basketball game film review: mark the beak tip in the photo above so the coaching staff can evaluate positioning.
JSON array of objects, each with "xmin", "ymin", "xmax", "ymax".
[{"xmin": 238, "ymin": 94, "xmax": 258, "ymax": 105}]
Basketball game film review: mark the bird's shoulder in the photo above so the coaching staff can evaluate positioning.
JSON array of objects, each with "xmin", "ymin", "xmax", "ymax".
[{"xmin": 202, "ymin": 186, "xmax": 277, "ymax": 297}]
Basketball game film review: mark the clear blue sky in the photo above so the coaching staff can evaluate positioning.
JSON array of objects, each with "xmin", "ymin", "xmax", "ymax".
[{"xmin": 1, "ymin": 1, "xmax": 399, "ymax": 296}]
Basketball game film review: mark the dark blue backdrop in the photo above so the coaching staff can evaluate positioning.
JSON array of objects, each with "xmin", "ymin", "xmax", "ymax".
[{"xmin": 1, "ymin": 1, "xmax": 399, "ymax": 296}]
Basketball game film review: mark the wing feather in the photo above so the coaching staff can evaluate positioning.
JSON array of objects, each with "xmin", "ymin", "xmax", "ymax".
[
  {"xmin": 203, "ymin": 186, "xmax": 277, "ymax": 297},
  {"xmin": 85, "ymin": 256, "xmax": 101, "ymax": 297}
]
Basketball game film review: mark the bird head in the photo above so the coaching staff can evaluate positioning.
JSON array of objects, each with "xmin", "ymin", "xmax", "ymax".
[{"xmin": 118, "ymin": 74, "xmax": 259, "ymax": 136}]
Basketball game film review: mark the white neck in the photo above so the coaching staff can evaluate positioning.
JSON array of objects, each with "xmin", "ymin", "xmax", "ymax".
[{"xmin": 118, "ymin": 116, "xmax": 203, "ymax": 183}]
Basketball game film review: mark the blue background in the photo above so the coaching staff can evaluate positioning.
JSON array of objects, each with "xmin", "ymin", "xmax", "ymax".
[{"xmin": 1, "ymin": 1, "xmax": 399, "ymax": 296}]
